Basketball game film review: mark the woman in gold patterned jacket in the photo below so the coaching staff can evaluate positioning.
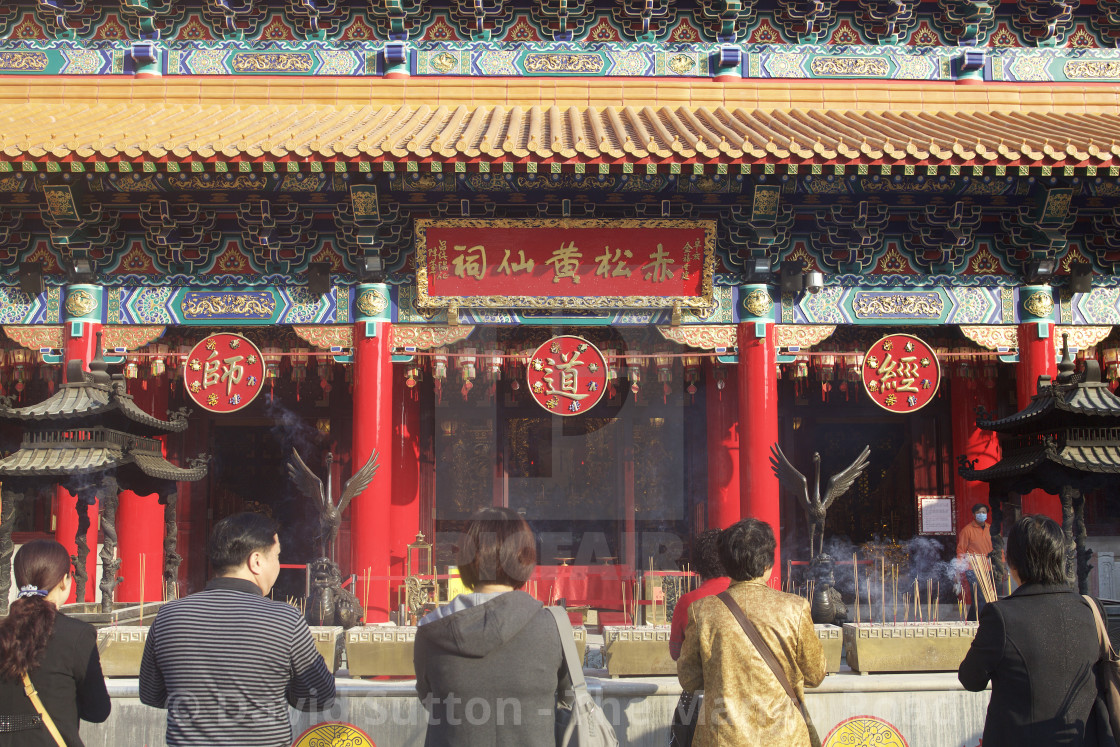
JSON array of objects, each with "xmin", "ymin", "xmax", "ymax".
[{"xmin": 677, "ymin": 519, "xmax": 825, "ymax": 747}]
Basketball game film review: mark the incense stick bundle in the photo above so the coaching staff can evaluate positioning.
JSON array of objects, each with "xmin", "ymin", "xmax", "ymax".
[
  {"xmin": 881, "ymin": 559, "xmax": 886, "ymax": 626},
  {"xmin": 967, "ymin": 553, "xmax": 998, "ymax": 604},
  {"xmin": 892, "ymin": 565, "xmax": 898, "ymax": 625}
]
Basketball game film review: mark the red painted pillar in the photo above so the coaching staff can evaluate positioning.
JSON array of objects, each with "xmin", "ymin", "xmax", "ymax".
[
  {"xmin": 55, "ymin": 284, "xmax": 102, "ymax": 603},
  {"xmin": 1017, "ymin": 287, "xmax": 1060, "ymax": 521},
  {"xmin": 390, "ymin": 368, "xmax": 421, "ymax": 593},
  {"xmin": 706, "ymin": 362, "xmax": 740, "ymax": 531},
  {"xmin": 950, "ymin": 373, "xmax": 1000, "ymax": 531},
  {"xmin": 351, "ymin": 285, "xmax": 394, "ymax": 621},
  {"xmin": 737, "ymin": 284, "xmax": 780, "ymax": 587},
  {"xmin": 117, "ymin": 374, "xmax": 168, "ymax": 604}
]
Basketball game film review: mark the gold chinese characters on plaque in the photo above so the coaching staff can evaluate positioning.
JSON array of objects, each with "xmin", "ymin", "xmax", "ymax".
[{"xmin": 415, "ymin": 218, "xmax": 716, "ymax": 311}]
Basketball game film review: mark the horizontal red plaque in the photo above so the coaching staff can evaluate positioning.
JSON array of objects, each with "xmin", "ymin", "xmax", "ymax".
[
  {"xmin": 183, "ymin": 332, "xmax": 266, "ymax": 413},
  {"xmin": 415, "ymin": 218, "xmax": 715, "ymax": 309},
  {"xmin": 861, "ymin": 333, "xmax": 941, "ymax": 413}
]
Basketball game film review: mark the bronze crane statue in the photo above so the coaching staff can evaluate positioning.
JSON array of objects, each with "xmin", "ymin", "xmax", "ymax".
[
  {"xmin": 287, "ymin": 448, "xmax": 380, "ymax": 564},
  {"xmin": 769, "ymin": 443, "xmax": 871, "ymax": 560}
]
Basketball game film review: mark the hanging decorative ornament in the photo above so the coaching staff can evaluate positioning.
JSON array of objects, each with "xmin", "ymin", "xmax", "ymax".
[
  {"xmin": 508, "ymin": 347, "xmax": 530, "ymax": 392},
  {"xmin": 601, "ymin": 347, "xmax": 619, "ymax": 399},
  {"xmin": 791, "ymin": 355, "xmax": 809, "ymax": 398},
  {"xmin": 124, "ymin": 355, "xmax": 141, "ymax": 380},
  {"xmin": 9, "ymin": 348, "xmax": 29, "ymax": 396},
  {"xmin": 262, "ymin": 346, "xmax": 282, "ymax": 396},
  {"xmin": 844, "ymin": 355, "xmax": 862, "ymax": 382},
  {"xmin": 525, "ymin": 335, "xmax": 609, "ymax": 416},
  {"xmin": 39, "ymin": 359, "xmax": 57, "ymax": 395},
  {"xmin": 317, "ymin": 356, "xmax": 333, "ymax": 396},
  {"xmin": 955, "ymin": 346, "xmax": 974, "ymax": 379},
  {"xmin": 713, "ymin": 365, "xmax": 727, "ymax": 398},
  {"xmin": 817, "ymin": 353, "xmax": 836, "ymax": 402},
  {"xmin": 484, "ymin": 348, "xmax": 503, "ymax": 397},
  {"xmin": 655, "ymin": 350, "xmax": 673, "ymax": 403},
  {"xmin": 291, "ymin": 348, "xmax": 310, "ymax": 401},
  {"xmin": 683, "ymin": 356, "xmax": 701, "ymax": 399},
  {"xmin": 1104, "ymin": 344, "xmax": 1120, "ymax": 383},
  {"xmin": 149, "ymin": 344, "xmax": 169, "ymax": 378},
  {"xmin": 405, "ymin": 364, "xmax": 422, "ymax": 391},
  {"xmin": 459, "ymin": 347, "xmax": 477, "ymax": 400},
  {"xmin": 432, "ymin": 348, "xmax": 449, "ymax": 402},
  {"xmin": 626, "ymin": 354, "xmax": 643, "ymax": 398}
]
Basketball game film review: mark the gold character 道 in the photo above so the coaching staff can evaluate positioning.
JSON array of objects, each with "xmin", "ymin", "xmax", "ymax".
[{"xmin": 542, "ymin": 350, "xmax": 590, "ymax": 401}]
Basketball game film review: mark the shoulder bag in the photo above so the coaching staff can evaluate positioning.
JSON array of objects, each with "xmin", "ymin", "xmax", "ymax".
[
  {"xmin": 1084, "ymin": 595, "xmax": 1120, "ymax": 746},
  {"xmin": 546, "ymin": 606, "xmax": 619, "ymax": 747},
  {"xmin": 21, "ymin": 672, "xmax": 67, "ymax": 747},
  {"xmin": 717, "ymin": 591, "xmax": 822, "ymax": 747}
]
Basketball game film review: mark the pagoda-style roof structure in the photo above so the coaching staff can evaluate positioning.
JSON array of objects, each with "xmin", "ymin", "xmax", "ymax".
[
  {"xmin": 960, "ymin": 335, "xmax": 1120, "ymax": 591},
  {"xmin": 0, "ymin": 360, "xmax": 191, "ymax": 438},
  {"xmin": 960, "ymin": 340, "xmax": 1120, "ymax": 494},
  {"xmin": 0, "ymin": 341, "xmax": 208, "ymax": 614}
]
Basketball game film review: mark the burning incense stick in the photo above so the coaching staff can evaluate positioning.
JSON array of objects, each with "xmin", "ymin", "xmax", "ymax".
[
  {"xmin": 892, "ymin": 565, "xmax": 898, "ymax": 624},
  {"xmin": 853, "ymin": 553, "xmax": 860, "ymax": 624},
  {"xmin": 881, "ymin": 559, "xmax": 886, "ymax": 626},
  {"xmin": 139, "ymin": 553, "xmax": 146, "ymax": 627},
  {"xmin": 866, "ymin": 575, "xmax": 872, "ymax": 625}
]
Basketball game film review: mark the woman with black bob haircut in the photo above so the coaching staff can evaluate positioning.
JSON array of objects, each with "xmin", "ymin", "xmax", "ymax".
[
  {"xmin": 0, "ymin": 539, "xmax": 111, "ymax": 746},
  {"xmin": 959, "ymin": 514, "xmax": 1104, "ymax": 747},
  {"xmin": 413, "ymin": 507, "xmax": 569, "ymax": 746}
]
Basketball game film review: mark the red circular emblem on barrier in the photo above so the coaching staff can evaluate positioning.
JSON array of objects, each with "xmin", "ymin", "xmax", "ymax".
[
  {"xmin": 861, "ymin": 333, "xmax": 941, "ymax": 413},
  {"xmin": 182, "ymin": 332, "xmax": 266, "ymax": 413},
  {"xmin": 526, "ymin": 335, "xmax": 609, "ymax": 416}
]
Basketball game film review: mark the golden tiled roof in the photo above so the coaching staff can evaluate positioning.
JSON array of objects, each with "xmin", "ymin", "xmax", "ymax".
[{"xmin": 2, "ymin": 78, "xmax": 1120, "ymax": 166}]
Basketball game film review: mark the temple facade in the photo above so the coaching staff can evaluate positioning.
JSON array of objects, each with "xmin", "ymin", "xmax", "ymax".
[{"xmin": 1, "ymin": 1, "xmax": 1120, "ymax": 621}]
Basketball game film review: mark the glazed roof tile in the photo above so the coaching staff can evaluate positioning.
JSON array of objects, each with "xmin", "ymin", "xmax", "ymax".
[
  {"xmin": 0, "ymin": 381, "xmax": 189, "ymax": 435},
  {"xmin": 3, "ymin": 79, "xmax": 1120, "ymax": 166}
]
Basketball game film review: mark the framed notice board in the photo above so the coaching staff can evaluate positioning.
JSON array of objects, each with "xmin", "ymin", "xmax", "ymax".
[{"xmin": 917, "ymin": 495, "xmax": 956, "ymax": 536}]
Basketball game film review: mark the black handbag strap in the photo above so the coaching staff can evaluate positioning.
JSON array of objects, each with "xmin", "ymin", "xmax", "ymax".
[{"xmin": 717, "ymin": 591, "xmax": 803, "ymax": 706}]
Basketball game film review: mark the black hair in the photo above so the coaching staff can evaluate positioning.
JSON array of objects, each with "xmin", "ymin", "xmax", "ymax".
[
  {"xmin": 692, "ymin": 529, "xmax": 726, "ymax": 581},
  {"xmin": 972, "ymin": 504, "xmax": 989, "ymax": 515},
  {"xmin": 208, "ymin": 512, "xmax": 279, "ymax": 573},
  {"xmin": 0, "ymin": 540, "xmax": 70, "ymax": 681},
  {"xmin": 458, "ymin": 507, "xmax": 537, "ymax": 590},
  {"xmin": 1006, "ymin": 514, "xmax": 1067, "ymax": 586},
  {"xmin": 718, "ymin": 518, "xmax": 776, "ymax": 582}
]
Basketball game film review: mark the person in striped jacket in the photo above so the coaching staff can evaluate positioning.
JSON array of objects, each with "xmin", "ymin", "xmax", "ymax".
[{"xmin": 139, "ymin": 512, "xmax": 336, "ymax": 747}]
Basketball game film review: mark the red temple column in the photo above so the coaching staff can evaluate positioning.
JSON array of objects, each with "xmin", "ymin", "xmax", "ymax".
[
  {"xmin": 706, "ymin": 362, "xmax": 740, "ymax": 531},
  {"xmin": 351, "ymin": 284, "xmax": 394, "ymax": 621},
  {"xmin": 55, "ymin": 284, "xmax": 102, "ymax": 603},
  {"xmin": 1017, "ymin": 286, "xmax": 1060, "ymax": 521},
  {"xmin": 117, "ymin": 372, "xmax": 168, "ymax": 604},
  {"xmin": 950, "ymin": 372, "xmax": 1000, "ymax": 531},
  {"xmin": 737, "ymin": 285, "xmax": 780, "ymax": 587},
  {"xmin": 390, "ymin": 367, "xmax": 421, "ymax": 591}
]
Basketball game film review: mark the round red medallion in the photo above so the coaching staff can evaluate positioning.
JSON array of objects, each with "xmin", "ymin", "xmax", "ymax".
[
  {"xmin": 526, "ymin": 335, "xmax": 609, "ymax": 416},
  {"xmin": 182, "ymin": 332, "xmax": 267, "ymax": 414},
  {"xmin": 861, "ymin": 333, "xmax": 941, "ymax": 413}
]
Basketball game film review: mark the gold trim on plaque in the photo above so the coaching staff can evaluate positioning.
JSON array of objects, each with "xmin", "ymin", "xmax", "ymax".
[{"xmin": 413, "ymin": 218, "xmax": 717, "ymax": 310}]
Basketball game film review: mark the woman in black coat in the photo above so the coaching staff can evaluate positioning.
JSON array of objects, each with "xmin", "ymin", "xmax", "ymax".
[
  {"xmin": 0, "ymin": 539, "xmax": 111, "ymax": 746},
  {"xmin": 958, "ymin": 514, "xmax": 1103, "ymax": 747}
]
